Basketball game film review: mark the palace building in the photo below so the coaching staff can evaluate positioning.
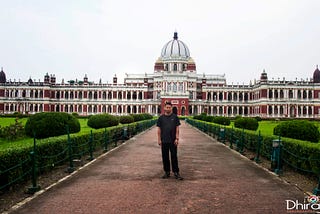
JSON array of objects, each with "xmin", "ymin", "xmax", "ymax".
[{"xmin": 1, "ymin": 32, "xmax": 320, "ymax": 118}]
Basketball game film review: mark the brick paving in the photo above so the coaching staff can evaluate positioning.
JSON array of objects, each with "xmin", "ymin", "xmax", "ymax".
[{"xmin": 9, "ymin": 121, "xmax": 304, "ymax": 214}]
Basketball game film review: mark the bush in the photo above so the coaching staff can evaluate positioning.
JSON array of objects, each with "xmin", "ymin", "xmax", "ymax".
[
  {"xmin": 72, "ymin": 112, "xmax": 79, "ymax": 118},
  {"xmin": 213, "ymin": 116, "xmax": 230, "ymax": 126},
  {"xmin": 119, "ymin": 115, "xmax": 134, "ymax": 124},
  {"xmin": 274, "ymin": 120, "xmax": 320, "ymax": 143},
  {"xmin": 234, "ymin": 117, "xmax": 259, "ymax": 131},
  {"xmin": 87, "ymin": 114, "xmax": 119, "ymax": 129},
  {"xmin": 203, "ymin": 115, "xmax": 213, "ymax": 122},
  {"xmin": 0, "ymin": 118, "xmax": 25, "ymax": 140},
  {"xmin": 130, "ymin": 114, "xmax": 142, "ymax": 122},
  {"xmin": 193, "ymin": 113, "xmax": 207, "ymax": 121},
  {"xmin": 25, "ymin": 112, "xmax": 80, "ymax": 139},
  {"xmin": 255, "ymin": 116, "xmax": 262, "ymax": 122},
  {"xmin": 141, "ymin": 113, "xmax": 153, "ymax": 120}
]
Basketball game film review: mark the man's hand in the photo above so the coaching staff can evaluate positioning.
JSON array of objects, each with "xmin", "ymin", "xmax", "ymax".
[
  {"xmin": 174, "ymin": 139, "xmax": 179, "ymax": 146},
  {"xmin": 158, "ymin": 140, "xmax": 162, "ymax": 146}
]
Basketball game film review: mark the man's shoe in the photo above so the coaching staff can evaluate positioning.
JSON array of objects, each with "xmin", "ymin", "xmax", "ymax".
[
  {"xmin": 162, "ymin": 172, "xmax": 170, "ymax": 179},
  {"xmin": 174, "ymin": 172, "xmax": 183, "ymax": 180}
]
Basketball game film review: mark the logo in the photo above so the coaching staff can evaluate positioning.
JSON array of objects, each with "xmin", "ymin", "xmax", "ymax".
[{"xmin": 286, "ymin": 195, "xmax": 320, "ymax": 213}]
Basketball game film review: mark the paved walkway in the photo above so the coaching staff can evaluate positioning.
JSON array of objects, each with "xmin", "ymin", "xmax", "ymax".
[{"xmin": 10, "ymin": 121, "xmax": 304, "ymax": 214}]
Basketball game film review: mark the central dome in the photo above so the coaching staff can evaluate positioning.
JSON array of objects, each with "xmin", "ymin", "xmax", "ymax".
[{"xmin": 161, "ymin": 32, "xmax": 190, "ymax": 60}]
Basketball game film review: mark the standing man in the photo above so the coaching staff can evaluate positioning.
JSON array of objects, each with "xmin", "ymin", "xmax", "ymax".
[{"xmin": 157, "ymin": 101, "xmax": 183, "ymax": 180}]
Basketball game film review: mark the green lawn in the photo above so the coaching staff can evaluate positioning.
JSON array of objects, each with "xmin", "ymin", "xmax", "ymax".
[
  {"xmin": 256, "ymin": 121, "xmax": 280, "ymax": 136},
  {"xmin": 0, "ymin": 117, "xmax": 28, "ymax": 126}
]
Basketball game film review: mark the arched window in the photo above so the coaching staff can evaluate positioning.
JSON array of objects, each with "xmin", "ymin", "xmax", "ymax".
[
  {"xmin": 268, "ymin": 90, "xmax": 273, "ymax": 99},
  {"xmin": 173, "ymin": 83, "xmax": 177, "ymax": 92},
  {"xmin": 297, "ymin": 90, "xmax": 301, "ymax": 99},
  {"xmin": 268, "ymin": 106, "xmax": 273, "ymax": 114},
  {"xmin": 244, "ymin": 93, "xmax": 248, "ymax": 101},
  {"xmin": 167, "ymin": 83, "xmax": 171, "ymax": 91},
  {"xmin": 133, "ymin": 92, "xmax": 137, "ymax": 100},
  {"xmin": 239, "ymin": 93, "xmax": 243, "ymax": 101},
  {"xmin": 228, "ymin": 107, "xmax": 232, "ymax": 115},
  {"xmin": 289, "ymin": 90, "xmax": 293, "ymax": 99},
  {"xmin": 274, "ymin": 90, "xmax": 278, "ymax": 99},
  {"xmin": 207, "ymin": 93, "xmax": 211, "ymax": 101},
  {"xmin": 179, "ymin": 83, "xmax": 183, "ymax": 91},
  {"xmin": 173, "ymin": 64, "xmax": 177, "ymax": 71}
]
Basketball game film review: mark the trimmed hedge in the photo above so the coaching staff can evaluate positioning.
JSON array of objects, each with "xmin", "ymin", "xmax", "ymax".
[
  {"xmin": 193, "ymin": 114, "xmax": 230, "ymax": 126},
  {"xmin": 25, "ymin": 112, "xmax": 80, "ymax": 139},
  {"xmin": 234, "ymin": 117, "xmax": 259, "ymax": 131},
  {"xmin": 87, "ymin": 114, "xmax": 119, "ymax": 129},
  {"xmin": 119, "ymin": 115, "xmax": 134, "ymax": 124},
  {"xmin": 130, "ymin": 113, "xmax": 153, "ymax": 122},
  {"xmin": 274, "ymin": 120, "xmax": 320, "ymax": 143},
  {"xmin": 213, "ymin": 116, "xmax": 230, "ymax": 126}
]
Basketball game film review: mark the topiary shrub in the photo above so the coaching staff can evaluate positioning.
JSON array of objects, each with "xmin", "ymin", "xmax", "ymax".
[
  {"xmin": 274, "ymin": 120, "xmax": 320, "ymax": 143},
  {"xmin": 0, "ymin": 118, "xmax": 25, "ymax": 140},
  {"xmin": 25, "ymin": 112, "xmax": 80, "ymax": 139},
  {"xmin": 234, "ymin": 117, "xmax": 259, "ymax": 131},
  {"xmin": 193, "ymin": 113, "xmax": 207, "ymax": 121},
  {"xmin": 204, "ymin": 116, "xmax": 214, "ymax": 122},
  {"xmin": 72, "ymin": 112, "xmax": 79, "ymax": 118},
  {"xmin": 131, "ymin": 114, "xmax": 144, "ymax": 122},
  {"xmin": 213, "ymin": 116, "xmax": 230, "ymax": 126},
  {"xmin": 141, "ymin": 113, "xmax": 153, "ymax": 120},
  {"xmin": 87, "ymin": 114, "xmax": 119, "ymax": 129},
  {"xmin": 119, "ymin": 115, "xmax": 134, "ymax": 124},
  {"xmin": 255, "ymin": 116, "xmax": 262, "ymax": 122}
]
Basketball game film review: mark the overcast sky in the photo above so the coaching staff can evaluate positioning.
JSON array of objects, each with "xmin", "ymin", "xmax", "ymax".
[{"xmin": 1, "ymin": 0, "xmax": 320, "ymax": 85}]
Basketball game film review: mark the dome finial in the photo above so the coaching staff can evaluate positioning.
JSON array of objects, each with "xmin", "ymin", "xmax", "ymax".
[{"xmin": 173, "ymin": 32, "xmax": 178, "ymax": 40}]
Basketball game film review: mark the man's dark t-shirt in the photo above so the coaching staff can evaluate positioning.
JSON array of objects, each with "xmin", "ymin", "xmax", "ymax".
[{"xmin": 157, "ymin": 113, "xmax": 181, "ymax": 143}]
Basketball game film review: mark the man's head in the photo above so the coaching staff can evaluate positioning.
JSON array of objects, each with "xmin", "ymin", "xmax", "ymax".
[{"xmin": 164, "ymin": 101, "xmax": 172, "ymax": 115}]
